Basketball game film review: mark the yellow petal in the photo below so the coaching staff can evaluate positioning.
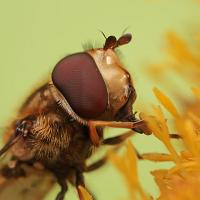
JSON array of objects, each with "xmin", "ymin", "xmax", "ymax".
[
  {"xmin": 175, "ymin": 119, "xmax": 199, "ymax": 156},
  {"xmin": 153, "ymin": 87, "xmax": 180, "ymax": 118},
  {"xmin": 141, "ymin": 109, "xmax": 180, "ymax": 163},
  {"xmin": 78, "ymin": 186, "xmax": 93, "ymax": 200},
  {"xmin": 192, "ymin": 87, "xmax": 200, "ymax": 99},
  {"xmin": 141, "ymin": 153, "xmax": 173, "ymax": 162}
]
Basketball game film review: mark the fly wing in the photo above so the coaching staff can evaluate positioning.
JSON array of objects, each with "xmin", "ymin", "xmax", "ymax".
[
  {"xmin": 0, "ymin": 163, "xmax": 55, "ymax": 200},
  {"xmin": 0, "ymin": 82, "xmax": 57, "ymax": 199}
]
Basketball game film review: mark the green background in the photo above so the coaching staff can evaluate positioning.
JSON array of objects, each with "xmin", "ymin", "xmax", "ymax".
[{"xmin": 0, "ymin": 0, "xmax": 200, "ymax": 199}]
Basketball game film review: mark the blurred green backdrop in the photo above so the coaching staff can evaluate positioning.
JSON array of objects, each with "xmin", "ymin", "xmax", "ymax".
[{"xmin": 0, "ymin": 0, "xmax": 200, "ymax": 199}]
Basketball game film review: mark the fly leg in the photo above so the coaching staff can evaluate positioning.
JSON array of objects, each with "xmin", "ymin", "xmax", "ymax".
[
  {"xmin": 75, "ymin": 170, "xmax": 97, "ymax": 200},
  {"xmin": 55, "ymin": 177, "xmax": 68, "ymax": 200},
  {"xmin": 84, "ymin": 156, "xmax": 107, "ymax": 172},
  {"xmin": 83, "ymin": 132, "xmax": 135, "ymax": 172},
  {"xmin": 84, "ymin": 131, "xmax": 139, "ymax": 172},
  {"xmin": 102, "ymin": 130, "xmax": 180, "ymax": 162},
  {"xmin": 102, "ymin": 130, "xmax": 180, "ymax": 146},
  {"xmin": 102, "ymin": 130, "xmax": 135, "ymax": 145},
  {"xmin": 75, "ymin": 171, "xmax": 85, "ymax": 200},
  {"xmin": 88, "ymin": 120, "xmax": 146, "ymax": 146},
  {"xmin": 83, "ymin": 132, "xmax": 135, "ymax": 173}
]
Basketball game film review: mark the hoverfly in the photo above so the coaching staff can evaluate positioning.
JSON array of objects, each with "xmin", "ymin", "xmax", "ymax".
[{"xmin": 0, "ymin": 33, "xmax": 150, "ymax": 200}]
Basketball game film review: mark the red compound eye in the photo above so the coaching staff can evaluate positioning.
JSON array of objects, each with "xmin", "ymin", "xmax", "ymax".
[{"xmin": 52, "ymin": 53, "xmax": 108, "ymax": 119}]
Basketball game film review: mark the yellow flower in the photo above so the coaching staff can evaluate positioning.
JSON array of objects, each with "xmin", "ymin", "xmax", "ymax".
[
  {"xmin": 152, "ymin": 170, "xmax": 200, "ymax": 200},
  {"xmin": 142, "ymin": 88, "xmax": 200, "ymax": 199},
  {"xmin": 107, "ymin": 83, "xmax": 200, "ymax": 199},
  {"xmin": 109, "ymin": 141, "xmax": 151, "ymax": 200},
  {"xmin": 146, "ymin": 32, "xmax": 200, "ymax": 86}
]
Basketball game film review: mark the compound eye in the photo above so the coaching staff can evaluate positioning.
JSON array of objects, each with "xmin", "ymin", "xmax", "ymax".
[{"xmin": 52, "ymin": 53, "xmax": 108, "ymax": 119}]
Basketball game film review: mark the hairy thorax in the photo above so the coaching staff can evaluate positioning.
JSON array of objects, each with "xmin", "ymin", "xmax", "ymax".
[{"xmin": 9, "ymin": 84, "xmax": 94, "ymax": 167}]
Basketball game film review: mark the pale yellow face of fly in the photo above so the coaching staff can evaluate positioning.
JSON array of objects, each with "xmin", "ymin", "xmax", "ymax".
[{"xmin": 88, "ymin": 49, "xmax": 131, "ymax": 115}]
